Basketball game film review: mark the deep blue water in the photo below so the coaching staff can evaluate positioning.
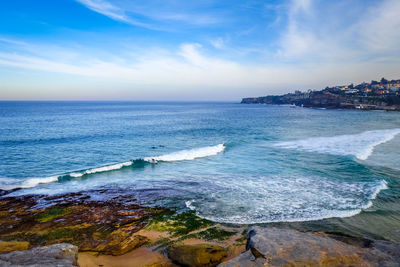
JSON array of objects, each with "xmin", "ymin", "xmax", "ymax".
[{"xmin": 1, "ymin": 101, "xmax": 400, "ymax": 240}]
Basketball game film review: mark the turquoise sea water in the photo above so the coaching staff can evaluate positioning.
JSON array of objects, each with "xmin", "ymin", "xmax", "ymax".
[{"xmin": 1, "ymin": 101, "xmax": 400, "ymax": 241}]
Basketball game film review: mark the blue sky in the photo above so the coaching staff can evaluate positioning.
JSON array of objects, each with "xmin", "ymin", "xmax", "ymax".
[{"xmin": 0, "ymin": 0, "xmax": 399, "ymax": 100}]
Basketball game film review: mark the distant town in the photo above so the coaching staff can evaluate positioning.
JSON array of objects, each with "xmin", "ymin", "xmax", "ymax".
[{"xmin": 241, "ymin": 77, "xmax": 400, "ymax": 111}]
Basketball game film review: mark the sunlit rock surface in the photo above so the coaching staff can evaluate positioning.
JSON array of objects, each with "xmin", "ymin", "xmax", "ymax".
[
  {"xmin": 220, "ymin": 226, "xmax": 400, "ymax": 267},
  {"xmin": 0, "ymin": 243, "xmax": 78, "ymax": 267}
]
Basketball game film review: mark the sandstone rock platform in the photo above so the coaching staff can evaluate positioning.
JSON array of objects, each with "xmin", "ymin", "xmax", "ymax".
[{"xmin": 220, "ymin": 226, "xmax": 400, "ymax": 267}]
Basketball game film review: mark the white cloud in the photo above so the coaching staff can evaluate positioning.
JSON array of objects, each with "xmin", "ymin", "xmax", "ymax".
[
  {"xmin": 0, "ymin": 38, "xmax": 29, "ymax": 46},
  {"xmin": 76, "ymin": 0, "xmax": 128, "ymax": 22},
  {"xmin": 0, "ymin": 38, "xmax": 398, "ymax": 99},
  {"xmin": 1, "ymin": 0, "xmax": 400, "ymax": 100},
  {"xmin": 75, "ymin": 0, "xmax": 220, "ymax": 29},
  {"xmin": 277, "ymin": 0, "xmax": 400, "ymax": 62},
  {"xmin": 357, "ymin": 0, "xmax": 400, "ymax": 54},
  {"xmin": 75, "ymin": 0, "xmax": 153, "ymax": 28},
  {"xmin": 210, "ymin": 37, "xmax": 225, "ymax": 49}
]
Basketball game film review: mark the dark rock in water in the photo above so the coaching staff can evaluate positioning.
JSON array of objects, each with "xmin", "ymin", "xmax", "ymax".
[
  {"xmin": 168, "ymin": 244, "xmax": 227, "ymax": 267},
  {"xmin": 0, "ymin": 189, "xmax": 20, "ymax": 197},
  {"xmin": 0, "ymin": 243, "xmax": 78, "ymax": 267},
  {"xmin": 219, "ymin": 226, "xmax": 400, "ymax": 267}
]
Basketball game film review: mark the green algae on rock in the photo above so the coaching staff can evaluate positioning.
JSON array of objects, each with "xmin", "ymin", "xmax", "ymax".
[
  {"xmin": 146, "ymin": 210, "xmax": 213, "ymax": 237},
  {"xmin": 36, "ymin": 206, "xmax": 74, "ymax": 223},
  {"xmin": 183, "ymin": 227, "xmax": 236, "ymax": 242}
]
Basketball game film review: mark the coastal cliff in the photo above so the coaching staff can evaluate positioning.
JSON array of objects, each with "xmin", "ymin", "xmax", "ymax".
[{"xmin": 242, "ymin": 91, "xmax": 400, "ymax": 110}]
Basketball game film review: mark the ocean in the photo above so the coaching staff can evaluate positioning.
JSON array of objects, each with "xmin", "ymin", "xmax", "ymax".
[{"xmin": 1, "ymin": 101, "xmax": 400, "ymax": 241}]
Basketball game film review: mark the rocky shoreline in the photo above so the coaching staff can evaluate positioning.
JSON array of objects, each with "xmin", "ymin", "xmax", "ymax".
[
  {"xmin": 0, "ymin": 190, "xmax": 246, "ymax": 266},
  {"xmin": 1, "ymin": 190, "xmax": 400, "ymax": 266}
]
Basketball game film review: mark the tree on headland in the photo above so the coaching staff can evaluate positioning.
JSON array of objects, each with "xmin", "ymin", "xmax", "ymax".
[{"xmin": 381, "ymin": 77, "xmax": 388, "ymax": 84}]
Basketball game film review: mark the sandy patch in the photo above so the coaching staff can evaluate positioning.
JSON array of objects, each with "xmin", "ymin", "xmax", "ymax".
[{"xmin": 78, "ymin": 247, "xmax": 171, "ymax": 267}]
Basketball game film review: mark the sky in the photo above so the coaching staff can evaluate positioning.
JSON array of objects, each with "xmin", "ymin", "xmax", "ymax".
[{"xmin": 0, "ymin": 0, "xmax": 399, "ymax": 101}]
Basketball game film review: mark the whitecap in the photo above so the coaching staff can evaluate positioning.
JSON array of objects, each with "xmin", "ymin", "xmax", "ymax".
[
  {"xmin": 68, "ymin": 161, "xmax": 134, "ymax": 178},
  {"xmin": 275, "ymin": 128, "xmax": 400, "ymax": 160},
  {"xmin": 144, "ymin": 143, "xmax": 225, "ymax": 163},
  {"xmin": 0, "ymin": 144, "xmax": 226, "ymax": 190}
]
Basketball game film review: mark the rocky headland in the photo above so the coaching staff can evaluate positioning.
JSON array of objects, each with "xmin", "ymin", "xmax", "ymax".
[
  {"xmin": 241, "ymin": 81, "xmax": 400, "ymax": 111},
  {"xmin": 1, "ymin": 189, "xmax": 400, "ymax": 266},
  {"xmin": 242, "ymin": 91, "xmax": 400, "ymax": 110}
]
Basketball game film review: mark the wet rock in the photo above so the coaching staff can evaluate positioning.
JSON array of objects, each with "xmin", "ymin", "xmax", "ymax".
[
  {"xmin": 0, "ymin": 191, "xmax": 167, "ymax": 255},
  {"xmin": 92, "ymin": 234, "xmax": 148, "ymax": 256},
  {"xmin": 220, "ymin": 226, "xmax": 400, "ymax": 267},
  {"xmin": 0, "ymin": 240, "xmax": 29, "ymax": 253},
  {"xmin": 0, "ymin": 243, "xmax": 78, "ymax": 266},
  {"xmin": 168, "ymin": 244, "xmax": 227, "ymax": 267}
]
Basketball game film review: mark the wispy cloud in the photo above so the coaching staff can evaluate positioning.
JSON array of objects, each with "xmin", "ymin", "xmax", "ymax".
[
  {"xmin": 210, "ymin": 37, "xmax": 226, "ymax": 49},
  {"xmin": 0, "ymin": 37, "xmax": 29, "ymax": 46},
  {"xmin": 75, "ymin": 0, "xmax": 154, "ymax": 28},
  {"xmin": 357, "ymin": 0, "xmax": 400, "ymax": 54},
  {"xmin": 1, "ymin": 36, "xmax": 399, "ymax": 99},
  {"xmin": 1, "ymin": 0, "xmax": 400, "ymax": 100},
  {"xmin": 277, "ymin": 0, "xmax": 400, "ymax": 62},
  {"xmin": 75, "ymin": 0, "xmax": 221, "ymax": 29},
  {"xmin": 75, "ymin": 0, "xmax": 128, "ymax": 22}
]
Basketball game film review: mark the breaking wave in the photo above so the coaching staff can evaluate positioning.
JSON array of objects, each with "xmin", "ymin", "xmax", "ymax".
[
  {"xmin": 275, "ymin": 128, "xmax": 400, "ymax": 160},
  {"xmin": 144, "ymin": 143, "xmax": 225, "ymax": 163},
  {"xmin": 0, "ymin": 144, "xmax": 225, "ymax": 190},
  {"xmin": 185, "ymin": 179, "xmax": 388, "ymax": 224},
  {"xmin": 68, "ymin": 161, "xmax": 134, "ymax": 178}
]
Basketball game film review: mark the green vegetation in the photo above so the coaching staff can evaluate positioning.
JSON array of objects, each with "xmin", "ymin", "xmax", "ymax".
[
  {"xmin": 146, "ymin": 210, "xmax": 213, "ymax": 236},
  {"xmin": 36, "ymin": 206, "xmax": 73, "ymax": 223},
  {"xmin": 185, "ymin": 227, "xmax": 236, "ymax": 242}
]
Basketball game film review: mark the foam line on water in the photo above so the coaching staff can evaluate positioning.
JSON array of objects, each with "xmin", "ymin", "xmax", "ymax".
[
  {"xmin": 0, "ymin": 144, "xmax": 226, "ymax": 190},
  {"xmin": 275, "ymin": 128, "xmax": 400, "ymax": 160},
  {"xmin": 68, "ymin": 161, "xmax": 134, "ymax": 178},
  {"xmin": 185, "ymin": 176, "xmax": 388, "ymax": 224},
  {"xmin": 144, "ymin": 143, "xmax": 225, "ymax": 163},
  {"xmin": 0, "ymin": 176, "xmax": 59, "ymax": 191}
]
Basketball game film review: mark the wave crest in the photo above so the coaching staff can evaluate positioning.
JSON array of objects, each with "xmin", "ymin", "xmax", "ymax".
[
  {"xmin": 0, "ymin": 144, "xmax": 226, "ymax": 190},
  {"xmin": 275, "ymin": 128, "xmax": 400, "ymax": 160},
  {"xmin": 144, "ymin": 144, "xmax": 225, "ymax": 163},
  {"xmin": 68, "ymin": 161, "xmax": 134, "ymax": 178}
]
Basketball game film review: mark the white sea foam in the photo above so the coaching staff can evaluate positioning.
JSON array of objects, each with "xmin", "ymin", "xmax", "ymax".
[
  {"xmin": 0, "ymin": 144, "xmax": 226, "ymax": 190},
  {"xmin": 69, "ymin": 161, "xmax": 133, "ymax": 178},
  {"xmin": 370, "ymin": 180, "xmax": 388, "ymax": 200},
  {"xmin": 275, "ymin": 128, "xmax": 400, "ymax": 160},
  {"xmin": 0, "ymin": 161, "xmax": 135, "ymax": 190},
  {"xmin": 20, "ymin": 176, "xmax": 59, "ymax": 189},
  {"xmin": 0, "ymin": 176, "xmax": 59, "ymax": 190},
  {"xmin": 144, "ymin": 144, "xmax": 225, "ymax": 163},
  {"xmin": 183, "ymin": 173, "xmax": 389, "ymax": 224}
]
